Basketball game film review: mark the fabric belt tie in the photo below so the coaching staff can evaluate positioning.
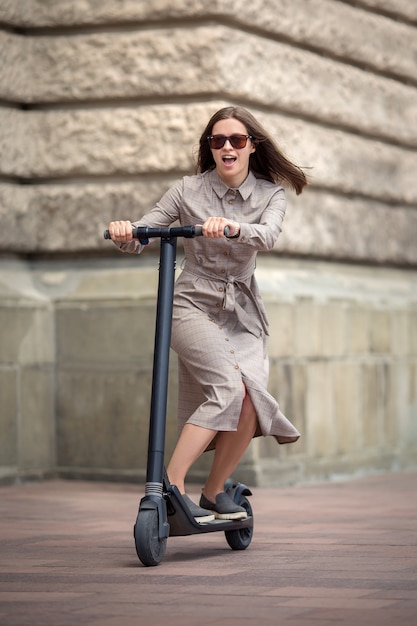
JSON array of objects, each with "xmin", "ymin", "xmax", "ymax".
[
  {"xmin": 183, "ymin": 262, "xmax": 268, "ymax": 337},
  {"xmin": 222, "ymin": 277, "xmax": 268, "ymax": 337}
]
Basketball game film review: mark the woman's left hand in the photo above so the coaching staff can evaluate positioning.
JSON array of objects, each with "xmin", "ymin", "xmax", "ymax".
[{"xmin": 202, "ymin": 217, "xmax": 240, "ymax": 239}]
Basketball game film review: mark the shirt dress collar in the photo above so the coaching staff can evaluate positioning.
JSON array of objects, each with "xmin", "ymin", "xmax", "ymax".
[{"xmin": 207, "ymin": 169, "xmax": 257, "ymax": 201}]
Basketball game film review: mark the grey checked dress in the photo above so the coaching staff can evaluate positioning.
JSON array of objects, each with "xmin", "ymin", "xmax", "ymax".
[{"xmin": 117, "ymin": 169, "xmax": 300, "ymax": 449}]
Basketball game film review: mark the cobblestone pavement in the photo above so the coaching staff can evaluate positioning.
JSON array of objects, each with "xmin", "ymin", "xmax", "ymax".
[{"xmin": 1, "ymin": 471, "xmax": 416, "ymax": 625}]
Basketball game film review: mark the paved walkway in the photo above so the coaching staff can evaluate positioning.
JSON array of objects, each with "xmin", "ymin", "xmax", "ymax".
[{"xmin": 1, "ymin": 471, "xmax": 416, "ymax": 626}]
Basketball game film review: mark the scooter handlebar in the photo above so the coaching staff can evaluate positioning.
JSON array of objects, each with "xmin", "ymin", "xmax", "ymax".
[{"xmin": 103, "ymin": 224, "xmax": 228, "ymax": 240}]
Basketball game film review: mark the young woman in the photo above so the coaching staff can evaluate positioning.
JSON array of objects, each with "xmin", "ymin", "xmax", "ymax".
[{"xmin": 108, "ymin": 106, "xmax": 307, "ymax": 522}]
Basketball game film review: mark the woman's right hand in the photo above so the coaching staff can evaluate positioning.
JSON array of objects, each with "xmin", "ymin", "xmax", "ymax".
[
  {"xmin": 202, "ymin": 217, "xmax": 240, "ymax": 239},
  {"xmin": 107, "ymin": 220, "xmax": 133, "ymax": 242}
]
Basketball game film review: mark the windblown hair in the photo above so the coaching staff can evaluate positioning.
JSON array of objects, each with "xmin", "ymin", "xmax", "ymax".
[{"xmin": 196, "ymin": 106, "xmax": 307, "ymax": 195}]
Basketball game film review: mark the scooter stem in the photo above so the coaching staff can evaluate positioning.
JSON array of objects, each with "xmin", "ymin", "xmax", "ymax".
[{"xmin": 145, "ymin": 235, "xmax": 177, "ymax": 494}]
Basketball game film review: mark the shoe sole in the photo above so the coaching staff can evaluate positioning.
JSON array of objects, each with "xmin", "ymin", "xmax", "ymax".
[
  {"xmin": 195, "ymin": 514, "xmax": 215, "ymax": 523},
  {"xmin": 212, "ymin": 511, "xmax": 248, "ymax": 520}
]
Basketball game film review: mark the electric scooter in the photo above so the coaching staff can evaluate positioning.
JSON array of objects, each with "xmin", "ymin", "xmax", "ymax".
[{"xmin": 104, "ymin": 224, "xmax": 254, "ymax": 566}]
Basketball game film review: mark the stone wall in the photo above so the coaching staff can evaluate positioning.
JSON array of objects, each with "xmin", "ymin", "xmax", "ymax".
[{"xmin": 0, "ymin": 0, "xmax": 416, "ymax": 485}]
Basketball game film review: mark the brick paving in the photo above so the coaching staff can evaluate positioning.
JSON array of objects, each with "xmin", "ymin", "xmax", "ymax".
[{"xmin": 1, "ymin": 471, "xmax": 416, "ymax": 626}]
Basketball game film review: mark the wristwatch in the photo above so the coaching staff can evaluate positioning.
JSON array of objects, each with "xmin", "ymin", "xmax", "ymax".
[{"xmin": 226, "ymin": 225, "xmax": 240, "ymax": 239}]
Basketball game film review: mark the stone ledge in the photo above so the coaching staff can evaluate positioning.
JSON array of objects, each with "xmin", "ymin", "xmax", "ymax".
[
  {"xmin": 352, "ymin": 0, "xmax": 417, "ymax": 23},
  {"xmin": 1, "ymin": 181, "xmax": 416, "ymax": 265},
  {"xmin": 1, "ymin": 0, "xmax": 415, "ymax": 83},
  {"xmin": 1, "ymin": 103, "xmax": 416, "ymax": 204},
  {"xmin": 280, "ymin": 190, "xmax": 417, "ymax": 265},
  {"xmin": 0, "ymin": 178, "xmax": 179, "ymax": 253},
  {"xmin": 259, "ymin": 257, "xmax": 417, "ymax": 309},
  {"xmin": 1, "ymin": 26, "xmax": 416, "ymax": 149}
]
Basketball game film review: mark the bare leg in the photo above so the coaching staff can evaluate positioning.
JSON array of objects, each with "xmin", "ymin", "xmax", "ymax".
[
  {"xmin": 203, "ymin": 388, "xmax": 257, "ymax": 502},
  {"xmin": 166, "ymin": 423, "xmax": 217, "ymax": 494}
]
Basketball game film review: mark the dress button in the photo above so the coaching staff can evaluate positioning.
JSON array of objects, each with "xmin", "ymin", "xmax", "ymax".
[
  {"xmin": 220, "ymin": 269, "xmax": 226, "ymax": 274},
  {"xmin": 225, "ymin": 338, "xmax": 229, "ymax": 342},
  {"xmin": 219, "ymin": 287, "xmax": 223, "ymax": 292},
  {"xmin": 228, "ymin": 199, "xmax": 234, "ymax": 205},
  {"xmin": 230, "ymin": 350, "xmax": 234, "ymax": 354},
  {"xmin": 234, "ymin": 365, "xmax": 239, "ymax": 370},
  {"xmin": 216, "ymin": 303, "xmax": 220, "ymax": 308}
]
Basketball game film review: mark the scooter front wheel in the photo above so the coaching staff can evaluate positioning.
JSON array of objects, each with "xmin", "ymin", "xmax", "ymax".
[
  {"xmin": 134, "ymin": 508, "xmax": 167, "ymax": 566},
  {"xmin": 224, "ymin": 495, "xmax": 253, "ymax": 551}
]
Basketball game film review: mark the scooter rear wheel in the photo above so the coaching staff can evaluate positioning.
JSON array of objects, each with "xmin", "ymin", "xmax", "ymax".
[
  {"xmin": 134, "ymin": 508, "xmax": 167, "ymax": 566},
  {"xmin": 224, "ymin": 495, "xmax": 253, "ymax": 551}
]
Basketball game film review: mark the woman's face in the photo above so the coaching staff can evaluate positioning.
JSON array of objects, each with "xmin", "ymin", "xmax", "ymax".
[{"xmin": 210, "ymin": 117, "xmax": 255, "ymax": 188}]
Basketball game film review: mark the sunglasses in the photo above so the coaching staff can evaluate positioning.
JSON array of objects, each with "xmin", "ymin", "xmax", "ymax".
[{"xmin": 207, "ymin": 134, "xmax": 253, "ymax": 150}]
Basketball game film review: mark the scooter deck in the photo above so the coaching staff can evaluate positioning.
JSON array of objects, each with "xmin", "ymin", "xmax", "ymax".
[{"xmin": 165, "ymin": 484, "xmax": 254, "ymax": 537}]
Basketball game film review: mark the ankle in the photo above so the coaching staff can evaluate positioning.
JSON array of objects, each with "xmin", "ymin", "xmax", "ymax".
[
  {"xmin": 202, "ymin": 488, "xmax": 222, "ymax": 503},
  {"xmin": 167, "ymin": 474, "xmax": 185, "ymax": 494}
]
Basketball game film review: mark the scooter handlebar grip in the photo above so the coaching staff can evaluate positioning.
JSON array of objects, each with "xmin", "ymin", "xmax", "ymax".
[
  {"xmin": 193, "ymin": 226, "xmax": 231, "ymax": 237},
  {"xmin": 104, "ymin": 224, "xmax": 205, "ymax": 240},
  {"xmin": 103, "ymin": 228, "xmax": 139, "ymax": 240}
]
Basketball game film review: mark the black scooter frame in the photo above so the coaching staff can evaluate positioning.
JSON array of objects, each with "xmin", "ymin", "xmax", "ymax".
[{"xmin": 105, "ymin": 225, "xmax": 254, "ymax": 565}]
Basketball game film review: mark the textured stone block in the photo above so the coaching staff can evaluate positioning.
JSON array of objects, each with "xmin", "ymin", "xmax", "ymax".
[
  {"xmin": 2, "ymin": 25, "xmax": 415, "ymax": 149},
  {"xmin": 2, "ymin": 181, "xmax": 416, "ymax": 265},
  {"xmin": 56, "ymin": 300, "xmax": 157, "ymax": 368},
  {"xmin": 2, "ymin": 104, "xmax": 416, "ymax": 207},
  {"xmin": 57, "ymin": 368, "xmax": 152, "ymax": 470},
  {"xmin": 0, "ymin": 302, "xmax": 54, "ymax": 365},
  {"xmin": 405, "ymin": 363, "xmax": 417, "ymax": 442},
  {"xmin": 395, "ymin": 361, "xmax": 411, "ymax": 443},
  {"xmin": 265, "ymin": 301, "xmax": 295, "ymax": 358},
  {"xmin": 0, "ymin": 0, "xmax": 208, "ymax": 26},
  {"xmin": 2, "ymin": 1, "xmax": 415, "ymax": 84},
  {"xmin": 390, "ymin": 309, "xmax": 409, "ymax": 356},
  {"xmin": 0, "ymin": 105, "xmax": 206, "ymax": 177},
  {"xmin": 215, "ymin": 29, "xmax": 416, "ymax": 148},
  {"xmin": 369, "ymin": 309, "xmax": 391, "ymax": 353},
  {"xmin": 7, "ymin": 28, "xmax": 220, "ymax": 104},
  {"xmin": 318, "ymin": 300, "xmax": 347, "ymax": 358},
  {"xmin": 333, "ymin": 362, "xmax": 360, "ymax": 455},
  {"xmin": 410, "ymin": 309, "xmax": 417, "ymax": 356},
  {"xmin": 347, "ymin": 305, "xmax": 370, "ymax": 354},
  {"xmin": 305, "ymin": 361, "xmax": 336, "ymax": 458},
  {"xmin": 0, "ymin": 32, "xmax": 29, "ymax": 101},
  {"xmin": 360, "ymin": 363, "xmax": 382, "ymax": 448},
  {"xmin": 56, "ymin": 365, "xmax": 179, "ymax": 472},
  {"xmin": 273, "ymin": 117, "xmax": 417, "ymax": 206},
  {"xmin": 0, "ymin": 184, "xmax": 34, "ymax": 250},
  {"xmin": 294, "ymin": 297, "xmax": 320, "ymax": 357},
  {"xmin": 0, "ymin": 179, "xmax": 178, "ymax": 253},
  {"xmin": 234, "ymin": 0, "xmax": 417, "ymax": 82},
  {"xmin": 20, "ymin": 366, "xmax": 55, "ymax": 470},
  {"xmin": 0, "ymin": 368, "xmax": 18, "ymax": 467},
  {"xmin": 268, "ymin": 360, "xmax": 307, "ymax": 456},
  {"xmin": 381, "ymin": 362, "xmax": 401, "ymax": 447},
  {"xmin": 280, "ymin": 190, "xmax": 417, "ymax": 265},
  {"xmin": 354, "ymin": 0, "xmax": 417, "ymax": 22}
]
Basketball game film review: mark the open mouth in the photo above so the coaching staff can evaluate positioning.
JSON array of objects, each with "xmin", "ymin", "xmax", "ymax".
[{"xmin": 222, "ymin": 156, "xmax": 237, "ymax": 165}]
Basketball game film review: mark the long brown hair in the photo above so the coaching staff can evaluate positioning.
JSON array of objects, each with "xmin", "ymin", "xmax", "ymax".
[{"xmin": 196, "ymin": 106, "xmax": 307, "ymax": 195}]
